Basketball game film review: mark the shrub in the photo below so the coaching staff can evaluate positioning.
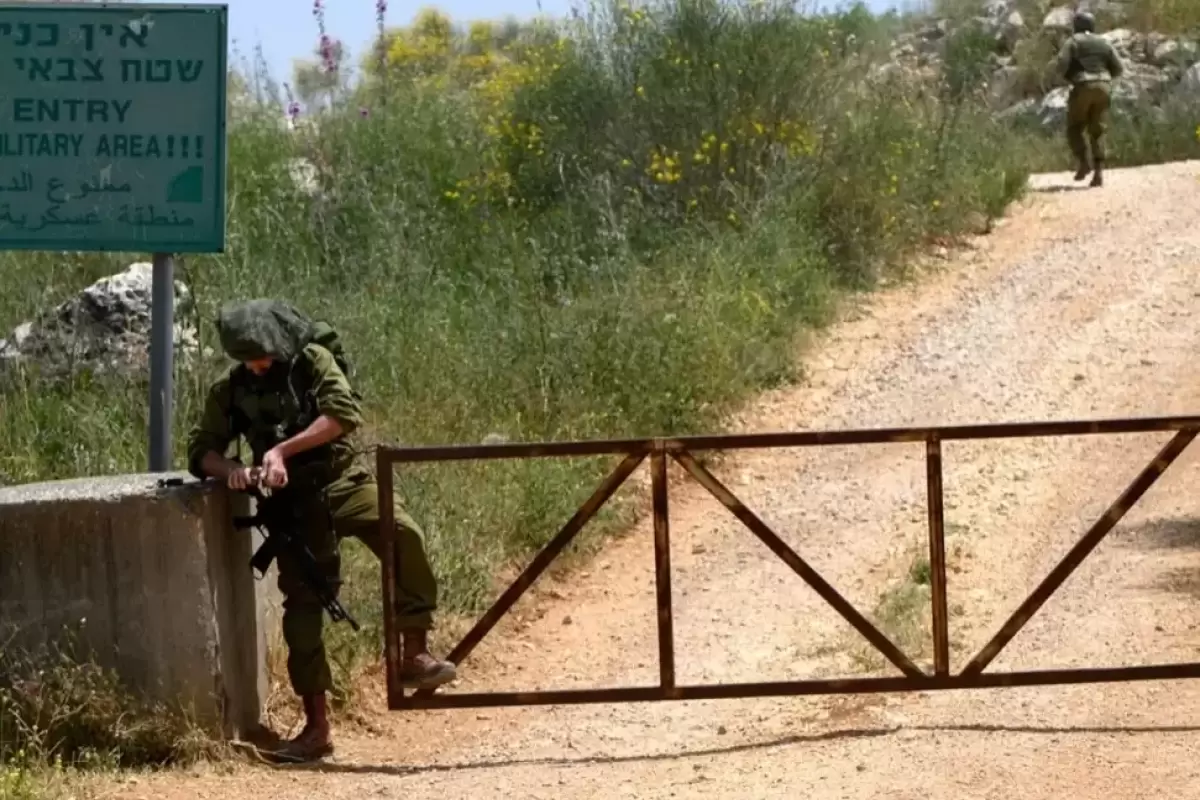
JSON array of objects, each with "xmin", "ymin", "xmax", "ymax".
[{"xmin": 0, "ymin": 623, "xmax": 218, "ymax": 800}]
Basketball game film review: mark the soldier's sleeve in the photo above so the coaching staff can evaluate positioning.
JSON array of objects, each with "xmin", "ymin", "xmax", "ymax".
[
  {"xmin": 1053, "ymin": 39, "xmax": 1075, "ymax": 79},
  {"xmin": 303, "ymin": 344, "xmax": 364, "ymax": 435},
  {"xmin": 186, "ymin": 373, "xmax": 238, "ymax": 479},
  {"xmin": 1106, "ymin": 43, "xmax": 1124, "ymax": 79}
]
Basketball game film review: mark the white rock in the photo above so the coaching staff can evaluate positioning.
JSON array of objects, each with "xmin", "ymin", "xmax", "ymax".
[
  {"xmin": 1102, "ymin": 28, "xmax": 1140, "ymax": 56},
  {"xmin": 1042, "ymin": 6, "xmax": 1075, "ymax": 33},
  {"xmin": 0, "ymin": 262, "xmax": 198, "ymax": 381},
  {"xmin": 1178, "ymin": 63, "xmax": 1200, "ymax": 97},
  {"xmin": 1038, "ymin": 86, "xmax": 1070, "ymax": 127},
  {"xmin": 286, "ymin": 158, "xmax": 321, "ymax": 197},
  {"xmin": 1152, "ymin": 39, "xmax": 1199, "ymax": 68}
]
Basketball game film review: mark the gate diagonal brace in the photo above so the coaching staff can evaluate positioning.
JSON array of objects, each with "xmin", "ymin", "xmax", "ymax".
[
  {"xmin": 960, "ymin": 428, "xmax": 1197, "ymax": 676},
  {"xmin": 671, "ymin": 449, "xmax": 925, "ymax": 679}
]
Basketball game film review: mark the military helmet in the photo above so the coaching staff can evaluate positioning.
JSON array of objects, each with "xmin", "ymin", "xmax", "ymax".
[{"xmin": 1073, "ymin": 10, "xmax": 1095, "ymax": 33}]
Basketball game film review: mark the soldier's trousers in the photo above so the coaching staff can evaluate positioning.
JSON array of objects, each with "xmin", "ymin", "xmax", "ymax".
[
  {"xmin": 273, "ymin": 465, "xmax": 438, "ymax": 697},
  {"xmin": 1066, "ymin": 81, "xmax": 1111, "ymax": 165}
]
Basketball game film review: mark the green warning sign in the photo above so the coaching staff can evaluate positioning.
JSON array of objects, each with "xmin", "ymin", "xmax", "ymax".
[{"xmin": 0, "ymin": 2, "xmax": 228, "ymax": 253}]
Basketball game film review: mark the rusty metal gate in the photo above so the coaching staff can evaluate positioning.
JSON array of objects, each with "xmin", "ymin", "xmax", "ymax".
[{"xmin": 375, "ymin": 415, "xmax": 1200, "ymax": 711}]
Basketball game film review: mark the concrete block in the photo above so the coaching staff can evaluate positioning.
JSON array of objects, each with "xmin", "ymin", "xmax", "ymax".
[{"xmin": 0, "ymin": 471, "xmax": 270, "ymax": 739}]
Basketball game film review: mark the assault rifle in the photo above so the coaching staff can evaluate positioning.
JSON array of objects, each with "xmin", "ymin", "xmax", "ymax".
[{"xmin": 232, "ymin": 481, "xmax": 361, "ymax": 632}]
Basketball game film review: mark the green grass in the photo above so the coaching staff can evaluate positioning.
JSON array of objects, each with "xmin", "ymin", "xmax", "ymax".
[
  {"xmin": 1, "ymin": 1, "xmax": 1198, "ymax": 769},
  {"xmin": 846, "ymin": 546, "xmax": 934, "ymax": 674}
]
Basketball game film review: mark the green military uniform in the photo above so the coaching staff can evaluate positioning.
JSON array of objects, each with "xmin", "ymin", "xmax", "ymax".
[
  {"xmin": 186, "ymin": 300, "xmax": 452, "ymax": 701},
  {"xmin": 1054, "ymin": 13, "xmax": 1124, "ymax": 186}
]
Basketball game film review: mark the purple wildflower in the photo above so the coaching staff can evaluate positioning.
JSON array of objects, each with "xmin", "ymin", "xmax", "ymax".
[
  {"xmin": 310, "ymin": 0, "xmax": 337, "ymax": 75},
  {"xmin": 319, "ymin": 33, "xmax": 339, "ymax": 74}
]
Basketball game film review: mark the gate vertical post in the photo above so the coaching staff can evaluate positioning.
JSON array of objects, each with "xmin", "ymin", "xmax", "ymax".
[
  {"xmin": 148, "ymin": 252, "xmax": 175, "ymax": 472},
  {"xmin": 377, "ymin": 447, "xmax": 402, "ymax": 707},
  {"xmin": 926, "ymin": 435, "xmax": 950, "ymax": 676},
  {"xmin": 651, "ymin": 445, "xmax": 677, "ymax": 692}
]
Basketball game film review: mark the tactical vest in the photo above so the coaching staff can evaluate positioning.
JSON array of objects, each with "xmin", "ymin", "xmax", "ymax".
[
  {"xmin": 227, "ymin": 354, "xmax": 332, "ymax": 473},
  {"xmin": 1064, "ymin": 32, "xmax": 1118, "ymax": 84}
]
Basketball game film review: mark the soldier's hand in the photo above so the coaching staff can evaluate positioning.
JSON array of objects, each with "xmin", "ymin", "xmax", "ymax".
[
  {"xmin": 261, "ymin": 448, "xmax": 289, "ymax": 489},
  {"xmin": 227, "ymin": 466, "xmax": 256, "ymax": 491}
]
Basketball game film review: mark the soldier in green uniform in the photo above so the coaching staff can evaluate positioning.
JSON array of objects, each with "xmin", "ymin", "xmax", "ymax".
[
  {"xmin": 186, "ymin": 298, "xmax": 456, "ymax": 762},
  {"xmin": 1053, "ymin": 11, "xmax": 1124, "ymax": 187}
]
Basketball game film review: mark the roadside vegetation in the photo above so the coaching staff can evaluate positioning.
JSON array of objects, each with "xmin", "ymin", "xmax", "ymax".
[{"xmin": 0, "ymin": 623, "xmax": 221, "ymax": 800}]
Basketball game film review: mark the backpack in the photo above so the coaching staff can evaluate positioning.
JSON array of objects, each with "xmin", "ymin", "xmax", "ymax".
[
  {"xmin": 292, "ymin": 318, "xmax": 364, "ymax": 411},
  {"xmin": 307, "ymin": 319, "xmax": 355, "ymax": 383}
]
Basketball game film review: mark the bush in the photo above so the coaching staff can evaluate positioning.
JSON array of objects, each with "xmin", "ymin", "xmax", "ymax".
[
  {"xmin": 0, "ymin": 623, "xmax": 217, "ymax": 800},
  {"xmin": 0, "ymin": 625, "xmax": 216, "ymax": 770}
]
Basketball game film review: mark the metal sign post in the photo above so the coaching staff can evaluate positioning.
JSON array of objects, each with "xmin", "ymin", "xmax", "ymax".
[
  {"xmin": 148, "ymin": 251, "xmax": 174, "ymax": 471},
  {"xmin": 0, "ymin": 2, "xmax": 228, "ymax": 472}
]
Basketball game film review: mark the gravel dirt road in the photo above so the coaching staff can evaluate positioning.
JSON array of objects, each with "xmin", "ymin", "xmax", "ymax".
[{"xmin": 100, "ymin": 161, "xmax": 1200, "ymax": 799}]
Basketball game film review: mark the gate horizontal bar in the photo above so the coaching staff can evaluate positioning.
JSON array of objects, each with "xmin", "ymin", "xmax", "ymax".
[
  {"xmin": 391, "ymin": 662, "xmax": 1200, "ymax": 710},
  {"xmin": 377, "ymin": 415, "xmax": 1200, "ymax": 463}
]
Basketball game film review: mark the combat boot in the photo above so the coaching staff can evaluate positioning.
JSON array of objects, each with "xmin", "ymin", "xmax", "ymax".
[
  {"xmin": 1090, "ymin": 159, "xmax": 1104, "ymax": 187},
  {"xmin": 241, "ymin": 722, "xmax": 284, "ymax": 751},
  {"xmin": 267, "ymin": 693, "xmax": 334, "ymax": 763},
  {"xmin": 399, "ymin": 628, "xmax": 458, "ymax": 689},
  {"xmin": 1073, "ymin": 159, "xmax": 1090, "ymax": 181}
]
